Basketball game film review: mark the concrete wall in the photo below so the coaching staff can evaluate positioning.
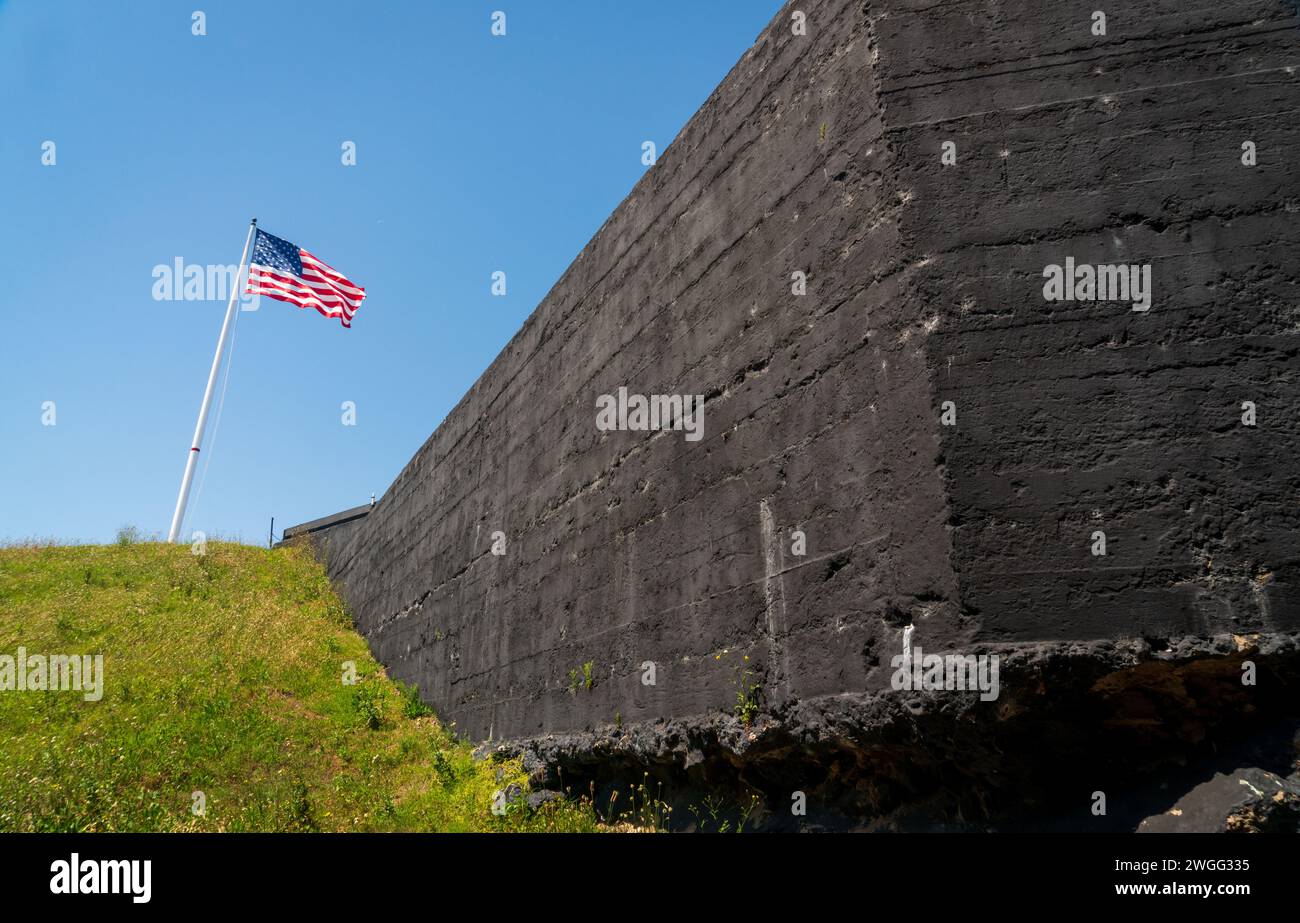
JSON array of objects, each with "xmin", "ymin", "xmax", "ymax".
[
  {"xmin": 326, "ymin": 0, "xmax": 1300, "ymax": 749},
  {"xmin": 880, "ymin": 0, "xmax": 1300, "ymax": 646}
]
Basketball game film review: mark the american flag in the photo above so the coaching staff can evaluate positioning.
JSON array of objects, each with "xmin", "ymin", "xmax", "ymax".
[{"xmin": 245, "ymin": 229, "xmax": 366, "ymax": 328}]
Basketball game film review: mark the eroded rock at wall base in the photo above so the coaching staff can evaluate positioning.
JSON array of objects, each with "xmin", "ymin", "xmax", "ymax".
[{"xmin": 499, "ymin": 636, "xmax": 1300, "ymax": 830}]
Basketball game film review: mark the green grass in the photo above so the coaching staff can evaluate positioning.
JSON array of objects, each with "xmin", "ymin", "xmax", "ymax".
[{"xmin": 0, "ymin": 541, "xmax": 604, "ymax": 832}]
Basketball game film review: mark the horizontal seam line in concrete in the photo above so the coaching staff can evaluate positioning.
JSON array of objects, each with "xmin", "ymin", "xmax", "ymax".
[
  {"xmin": 880, "ymin": 21, "xmax": 1294, "ymax": 94},
  {"xmin": 884, "ymin": 62, "xmax": 1300, "ymax": 131}
]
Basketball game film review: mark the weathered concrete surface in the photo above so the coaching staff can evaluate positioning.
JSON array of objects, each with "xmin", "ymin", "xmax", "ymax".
[
  {"xmin": 886, "ymin": 0, "xmax": 1300, "ymax": 646},
  {"xmin": 318, "ymin": 0, "xmax": 1300, "ymax": 825}
]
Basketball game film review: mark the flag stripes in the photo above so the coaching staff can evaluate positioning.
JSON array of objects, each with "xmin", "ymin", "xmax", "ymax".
[{"xmin": 245, "ymin": 229, "xmax": 366, "ymax": 328}]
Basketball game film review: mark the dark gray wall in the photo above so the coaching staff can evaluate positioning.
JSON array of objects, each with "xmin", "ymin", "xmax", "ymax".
[
  {"xmin": 881, "ymin": 0, "xmax": 1300, "ymax": 646},
  {"xmin": 327, "ymin": 0, "xmax": 1300, "ymax": 745}
]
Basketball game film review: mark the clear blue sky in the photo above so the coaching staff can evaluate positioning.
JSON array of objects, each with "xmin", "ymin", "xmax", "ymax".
[{"xmin": 0, "ymin": 0, "xmax": 781, "ymax": 545}]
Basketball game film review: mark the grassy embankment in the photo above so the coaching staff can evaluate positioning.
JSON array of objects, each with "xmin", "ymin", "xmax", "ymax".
[{"xmin": 0, "ymin": 539, "xmax": 604, "ymax": 832}]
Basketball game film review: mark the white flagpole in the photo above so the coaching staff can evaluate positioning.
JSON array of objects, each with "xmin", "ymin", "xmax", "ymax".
[{"xmin": 167, "ymin": 218, "xmax": 258, "ymax": 543}]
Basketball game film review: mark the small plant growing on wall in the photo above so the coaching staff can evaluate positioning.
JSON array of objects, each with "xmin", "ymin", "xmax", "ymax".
[
  {"xmin": 568, "ymin": 661, "xmax": 596, "ymax": 693},
  {"xmin": 733, "ymin": 656, "xmax": 761, "ymax": 725},
  {"xmin": 712, "ymin": 650, "xmax": 763, "ymax": 724}
]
